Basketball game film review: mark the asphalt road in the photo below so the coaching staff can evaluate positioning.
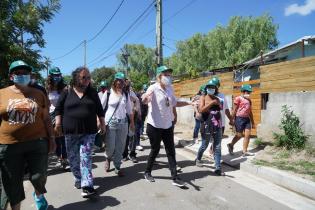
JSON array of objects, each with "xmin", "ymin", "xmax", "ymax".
[{"xmin": 21, "ymin": 140, "xmax": 293, "ymax": 210}]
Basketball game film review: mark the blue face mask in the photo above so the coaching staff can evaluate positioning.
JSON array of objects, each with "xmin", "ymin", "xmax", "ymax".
[
  {"xmin": 13, "ymin": 75, "xmax": 31, "ymax": 86},
  {"xmin": 52, "ymin": 77, "xmax": 61, "ymax": 83},
  {"xmin": 206, "ymin": 88, "xmax": 215, "ymax": 95}
]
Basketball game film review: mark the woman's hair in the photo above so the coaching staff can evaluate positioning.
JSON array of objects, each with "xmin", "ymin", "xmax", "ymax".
[
  {"xmin": 45, "ymin": 74, "xmax": 66, "ymax": 94},
  {"xmin": 111, "ymin": 79, "xmax": 123, "ymax": 93},
  {"xmin": 70, "ymin": 66, "xmax": 90, "ymax": 88}
]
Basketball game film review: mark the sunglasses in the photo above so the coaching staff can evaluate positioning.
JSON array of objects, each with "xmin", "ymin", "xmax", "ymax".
[{"xmin": 165, "ymin": 96, "xmax": 170, "ymax": 107}]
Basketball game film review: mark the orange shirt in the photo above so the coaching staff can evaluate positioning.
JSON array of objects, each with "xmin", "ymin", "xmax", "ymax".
[{"xmin": 0, "ymin": 86, "xmax": 49, "ymax": 144}]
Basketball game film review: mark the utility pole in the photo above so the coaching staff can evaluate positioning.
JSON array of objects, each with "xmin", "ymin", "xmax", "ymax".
[
  {"xmin": 84, "ymin": 40, "xmax": 87, "ymax": 67},
  {"xmin": 156, "ymin": 0, "xmax": 163, "ymax": 66}
]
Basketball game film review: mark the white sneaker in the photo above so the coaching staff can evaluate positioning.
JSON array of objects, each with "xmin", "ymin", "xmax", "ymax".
[{"xmin": 136, "ymin": 145, "xmax": 144, "ymax": 151}]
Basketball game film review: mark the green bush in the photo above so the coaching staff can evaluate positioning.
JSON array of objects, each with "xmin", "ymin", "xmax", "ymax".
[{"xmin": 273, "ymin": 105, "xmax": 309, "ymax": 150}]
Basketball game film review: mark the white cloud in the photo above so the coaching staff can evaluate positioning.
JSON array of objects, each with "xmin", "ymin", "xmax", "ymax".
[{"xmin": 285, "ymin": 0, "xmax": 315, "ymax": 16}]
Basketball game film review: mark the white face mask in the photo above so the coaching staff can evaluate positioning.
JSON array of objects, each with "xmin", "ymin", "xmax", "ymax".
[
  {"xmin": 206, "ymin": 88, "xmax": 215, "ymax": 95},
  {"xmin": 161, "ymin": 76, "xmax": 172, "ymax": 86},
  {"xmin": 243, "ymin": 94, "xmax": 250, "ymax": 98}
]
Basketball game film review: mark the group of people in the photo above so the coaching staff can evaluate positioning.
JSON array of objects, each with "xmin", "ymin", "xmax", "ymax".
[{"xmin": 0, "ymin": 60, "xmax": 255, "ymax": 210}]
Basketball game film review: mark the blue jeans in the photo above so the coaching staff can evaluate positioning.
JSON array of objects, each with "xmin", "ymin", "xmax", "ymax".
[
  {"xmin": 197, "ymin": 129, "xmax": 222, "ymax": 170},
  {"xmin": 193, "ymin": 119, "xmax": 201, "ymax": 139}
]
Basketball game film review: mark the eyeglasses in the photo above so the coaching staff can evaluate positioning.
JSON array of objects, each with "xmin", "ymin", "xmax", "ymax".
[
  {"xmin": 165, "ymin": 96, "xmax": 170, "ymax": 107},
  {"xmin": 80, "ymin": 76, "xmax": 91, "ymax": 81}
]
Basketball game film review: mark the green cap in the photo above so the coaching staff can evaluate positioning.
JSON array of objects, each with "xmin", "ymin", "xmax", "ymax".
[
  {"xmin": 9, "ymin": 60, "xmax": 32, "ymax": 73},
  {"xmin": 211, "ymin": 77, "xmax": 220, "ymax": 87},
  {"xmin": 156, "ymin": 65, "xmax": 173, "ymax": 76},
  {"xmin": 240, "ymin": 84, "xmax": 252, "ymax": 92},
  {"xmin": 114, "ymin": 72, "xmax": 125, "ymax": 80},
  {"xmin": 49, "ymin": 67, "xmax": 61, "ymax": 75},
  {"xmin": 205, "ymin": 79, "xmax": 216, "ymax": 88},
  {"xmin": 99, "ymin": 80, "xmax": 108, "ymax": 87},
  {"xmin": 199, "ymin": 84, "xmax": 206, "ymax": 92}
]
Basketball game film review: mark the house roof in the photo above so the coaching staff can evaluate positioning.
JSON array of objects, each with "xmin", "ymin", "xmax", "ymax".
[{"xmin": 244, "ymin": 35, "xmax": 315, "ymax": 66}]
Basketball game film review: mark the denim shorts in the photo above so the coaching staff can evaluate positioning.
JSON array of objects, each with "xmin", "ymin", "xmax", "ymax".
[{"xmin": 235, "ymin": 116, "xmax": 251, "ymax": 133}]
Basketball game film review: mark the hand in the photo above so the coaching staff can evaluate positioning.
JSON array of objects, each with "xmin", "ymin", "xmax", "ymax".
[
  {"xmin": 252, "ymin": 123, "xmax": 256, "ymax": 129},
  {"xmin": 173, "ymin": 116, "xmax": 177, "ymax": 125},
  {"xmin": 100, "ymin": 123, "xmax": 106, "ymax": 135},
  {"xmin": 48, "ymin": 137, "xmax": 56, "ymax": 154},
  {"xmin": 54, "ymin": 124, "xmax": 63, "ymax": 137},
  {"xmin": 130, "ymin": 122, "xmax": 135, "ymax": 131},
  {"xmin": 142, "ymin": 90, "xmax": 153, "ymax": 103},
  {"xmin": 229, "ymin": 119, "xmax": 235, "ymax": 126}
]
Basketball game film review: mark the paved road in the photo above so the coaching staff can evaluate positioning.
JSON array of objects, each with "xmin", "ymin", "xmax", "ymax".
[{"xmin": 21, "ymin": 140, "xmax": 297, "ymax": 210}]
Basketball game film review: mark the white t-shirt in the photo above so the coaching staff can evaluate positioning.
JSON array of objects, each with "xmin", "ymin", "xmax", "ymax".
[
  {"xmin": 217, "ymin": 92, "xmax": 229, "ymax": 127},
  {"xmin": 145, "ymin": 83, "xmax": 177, "ymax": 129},
  {"xmin": 48, "ymin": 90, "xmax": 60, "ymax": 114},
  {"xmin": 102, "ymin": 89, "xmax": 132, "ymax": 124}
]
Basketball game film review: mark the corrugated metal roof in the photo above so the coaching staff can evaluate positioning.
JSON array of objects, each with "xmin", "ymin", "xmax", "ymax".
[{"xmin": 244, "ymin": 35, "xmax": 315, "ymax": 65}]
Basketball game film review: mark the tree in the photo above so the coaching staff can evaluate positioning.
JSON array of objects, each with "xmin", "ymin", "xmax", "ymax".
[
  {"xmin": 116, "ymin": 44, "xmax": 155, "ymax": 89},
  {"xmin": 0, "ymin": 0, "xmax": 60, "ymax": 88},
  {"xmin": 168, "ymin": 14, "xmax": 278, "ymax": 76},
  {"xmin": 91, "ymin": 66, "xmax": 116, "ymax": 88}
]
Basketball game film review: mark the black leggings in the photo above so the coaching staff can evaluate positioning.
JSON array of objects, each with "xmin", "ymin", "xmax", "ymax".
[{"xmin": 145, "ymin": 123, "xmax": 177, "ymax": 179}]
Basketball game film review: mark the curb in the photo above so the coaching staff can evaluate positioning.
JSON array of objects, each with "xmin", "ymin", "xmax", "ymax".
[
  {"xmin": 176, "ymin": 137, "xmax": 315, "ymax": 201},
  {"xmin": 240, "ymin": 161, "xmax": 315, "ymax": 201}
]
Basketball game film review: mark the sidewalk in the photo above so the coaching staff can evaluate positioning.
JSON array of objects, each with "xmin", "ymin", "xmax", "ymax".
[{"xmin": 174, "ymin": 123, "xmax": 315, "ymax": 201}]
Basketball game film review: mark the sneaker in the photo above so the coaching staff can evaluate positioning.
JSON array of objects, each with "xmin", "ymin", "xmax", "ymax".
[
  {"xmin": 115, "ymin": 168, "xmax": 124, "ymax": 177},
  {"xmin": 144, "ymin": 172, "xmax": 155, "ymax": 182},
  {"xmin": 74, "ymin": 181, "xmax": 81, "ymax": 189},
  {"xmin": 105, "ymin": 158, "xmax": 110, "ymax": 172},
  {"xmin": 176, "ymin": 165, "xmax": 182, "ymax": 172},
  {"xmin": 81, "ymin": 186, "xmax": 96, "ymax": 198},
  {"xmin": 122, "ymin": 156, "xmax": 129, "ymax": 161},
  {"xmin": 172, "ymin": 177, "xmax": 186, "ymax": 187},
  {"xmin": 195, "ymin": 159, "xmax": 203, "ymax": 167},
  {"xmin": 61, "ymin": 159, "xmax": 68, "ymax": 170},
  {"xmin": 214, "ymin": 169, "xmax": 225, "ymax": 176},
  {"xmin": 32, "ymin": 192, "xmax": 48, "ymax": 210},
  {"xmin": 242, "ymin": 152, "xmax": 255, "ymax": 157},
  {"xmin": 227, "ymin": 143, "xmax": 234, "ymax": 155},
  {"xmin": 136, "ymin": 145, "xmax": 144, "ymax": 151},
  {"xmin": 128, "ymin": 155, "xmax": 138, "ymax": 163}
]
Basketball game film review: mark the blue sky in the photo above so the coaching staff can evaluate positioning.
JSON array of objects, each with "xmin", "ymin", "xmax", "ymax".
[{"xmin": 42, "ymin": 0, "xmax": 315, "ymax": 76}]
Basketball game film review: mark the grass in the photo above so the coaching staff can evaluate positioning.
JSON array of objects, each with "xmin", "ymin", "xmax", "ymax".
[{"xmin": 253, "ymin": 157, "xmax": 315, "ymax": 181}]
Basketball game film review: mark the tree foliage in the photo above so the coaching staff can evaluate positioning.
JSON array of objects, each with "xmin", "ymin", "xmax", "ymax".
[
  {"xmin": 0, "ymin": 0, "xmax": 60, "ymax": 88},
  {"xmin": 91, "ymin": 66, "xmax": 116, "ymax": 88},
  {"xmin": 168, "ymin": 14, "xmax": 279, "ymax": 76}
]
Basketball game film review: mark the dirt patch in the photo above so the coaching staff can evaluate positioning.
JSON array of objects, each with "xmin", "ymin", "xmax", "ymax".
[{"xmin": 253, "ymin": 144, "xmax": 315, "ymax": 182}]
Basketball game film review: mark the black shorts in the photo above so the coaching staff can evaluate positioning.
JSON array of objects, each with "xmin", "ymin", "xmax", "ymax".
[{"xmin": 235, "ymin": 116, "xmax": 251, "ymax": 133}]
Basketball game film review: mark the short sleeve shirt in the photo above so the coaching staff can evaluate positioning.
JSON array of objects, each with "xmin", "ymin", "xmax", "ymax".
[
  {"xmin": 0, "ymin": 86, "xmax": 49, "ymax": 144},
  {"xmin": 234, "ymin": 96, "xmax": 251, "ymax": 118},
  {"xmin": 146, "ymin": 83, "xmax": 177, "ymax": 129}
]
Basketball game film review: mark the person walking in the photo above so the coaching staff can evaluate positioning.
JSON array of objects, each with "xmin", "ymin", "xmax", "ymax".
[
  {"xmin": 192, "ymin": 84, "xmax": 206, "ymax": 144},
  {"xmin": 196, "ymin": 80, "xmax": 225, "ymax": 175},
  {"xmin": 98, "ymin": 80, "xmax": 108, "ymax": 100},
  {"xmin": 0, "ymin": 60, "xmax": 55, "ymax": 210},
  {"xmin": 101, "ymin": 72, "xmax": 134, "ymax": 177},
  {"xmin": 54, "ymin": 67, "xmax": 105, "ymax": 198},
  {"xmin": 46, "ymin": 67, "xmax": 68, "ymax": 170},
  {"xmin": 142, "ymin": 65, "xmax": 190, "ymax": 187},
  {"xmin": 227, "ymin": 84, "xmax": 255, "ymax": 157}
]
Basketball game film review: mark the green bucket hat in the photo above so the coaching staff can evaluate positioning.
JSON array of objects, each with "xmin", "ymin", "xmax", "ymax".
[
  {"xmin": 99, "ymin": 80, "xmax": 108, "ymax": 87},
  {"xmin": 240, "ymin": 84, "xmax": 252, "ymax": 92},
  {"xmin": 156, "ymin": 65, "xmax": 173, "ymax": 76},
  {"xmin": 114, "ymin": 72, "xmax": 125, "ymax": 80},
  {"xmin": 49, "ymin": 67, "xmax": 61, "ymax": 75},
  {"xmin": 142, "ymin": 84, "xmax": 148, "ymax": 91},
  {"xmin": 205, "ymin": 79, "xmax": 216, "ymax": 88},
  {"xmin": 9, "ymin": 60, "xmax": 32, "ymax": 74},
  {"xmin": 211, "ymin": 77, "xmax": 220, "ymax": 87},
  {"xmin": 199, "ymin": 84, "xmax": 206, "ymax": 92}
]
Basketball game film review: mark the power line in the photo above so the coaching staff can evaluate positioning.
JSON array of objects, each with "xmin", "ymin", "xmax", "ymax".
[
  {"xmin": 87, "ymin": 0, "xmax": 125, "ymax": 43},
  {"xmin": 137, "ymin": 0, "xmax": 199, "ymax": 41},
  {"xmin": 88, "ymin": 1, "xmax": 155, "ymax": 66},
  {"xmin": 52, "ymin": 41, "xmax": 84, "ymax": 60},
  {"xmin": 163, "ymin": 43, "xmax": 176, "ymax": 51}
]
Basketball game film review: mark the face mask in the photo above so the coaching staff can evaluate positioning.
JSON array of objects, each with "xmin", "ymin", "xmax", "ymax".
[
  {"xmin": 243, "ymin": 94, "xmax": 250, "ymax": 98},
  {"xmin": 13, "ymin": 75, "xmax": 31, "ymax": 86},
  {"xmin": 206, "ymin": 88, "xmax": 215, "ymax": 95},
  {"xmin": 52, "ymin": 77, "xmax": 61, "ymax": 83},
  {"xmin": 161, "ymin": 76, "xmax": 172, "ymax": 86}
]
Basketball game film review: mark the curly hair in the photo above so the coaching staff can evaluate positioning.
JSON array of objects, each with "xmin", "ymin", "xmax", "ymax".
[
  {"xmin": 45, "ymin": 74, "xmax": 66, "ymax": 94},
  {"xmin": 70, "ymin": 66, "xmax": 90, "ymax": 88}
]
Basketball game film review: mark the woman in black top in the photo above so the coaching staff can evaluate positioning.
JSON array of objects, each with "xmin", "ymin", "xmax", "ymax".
[{"xmin": 54, "ymin": 67, "xmax": 105, "ymax": 198}]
